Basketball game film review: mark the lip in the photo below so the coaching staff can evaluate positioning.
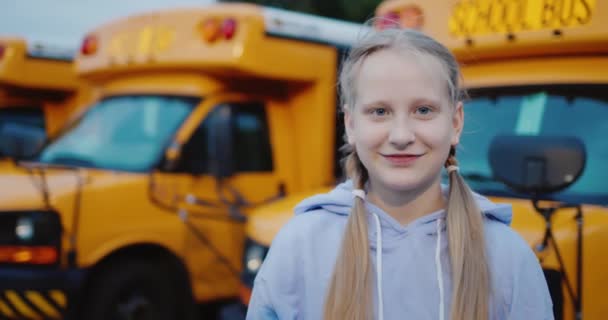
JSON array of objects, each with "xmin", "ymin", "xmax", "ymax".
[{"xmin": 381, "ymin": 153, "xmax": 423, "ymax": 166}]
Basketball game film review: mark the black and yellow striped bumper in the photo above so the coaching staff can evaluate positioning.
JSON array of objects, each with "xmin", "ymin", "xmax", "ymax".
[
  {"xmin": 0, "ymin": 267, "xmax": 84, "ymax": 319},
  {"xmin": 0, "ymin": 290, "xmax": 66, "ymax": 319}
]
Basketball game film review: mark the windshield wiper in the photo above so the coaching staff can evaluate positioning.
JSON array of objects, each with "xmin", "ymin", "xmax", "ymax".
[{"xmin": 45, "ymin": 154, "xmax": 96, "ymax": 167}]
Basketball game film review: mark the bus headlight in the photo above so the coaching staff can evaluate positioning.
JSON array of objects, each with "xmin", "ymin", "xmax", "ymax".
[
  {"xmin": 241, "ymin": 238, "xmax": 269, "ymax": 288},
  {"xmin": 246, "ymin": 245, "xmax": 266, "ymax": 273},
  {"xmin": 16, "ymin": 216, "xmax": 35, "ymax": 241},
  {"xmin": 0, "ymin": 211, "xmax": 62, "ymax": 265}
]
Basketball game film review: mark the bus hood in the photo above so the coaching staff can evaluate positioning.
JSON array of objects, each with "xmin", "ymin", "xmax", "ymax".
[{"xmin": 0, "ymin": 161, "xmax": 147, "ymax": 212}]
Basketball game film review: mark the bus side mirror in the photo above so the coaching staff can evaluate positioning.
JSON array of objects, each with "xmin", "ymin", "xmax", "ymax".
[
  {"xmin": 208, "ymin": 104, "xmax": 235, "ymax": 179},
  {"xmin": 0, "ymin": 123, "xmax": 46, "ymax": 160},
  {"xmin": 489, "ymin": 135, "xmax": 586, "ymax": 196}
]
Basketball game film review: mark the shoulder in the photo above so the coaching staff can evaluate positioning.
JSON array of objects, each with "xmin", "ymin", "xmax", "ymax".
[
  {"xmin": 253, "ymin": 209, "xmax": 346, "ymax": 294},
  {"xmin": 271, "ymin": 209, "xmax": 348, "ymax": 249},
  {"xmin": 482, "ymin": 220, "xmax": 553, "ymax": 317},
  {"xmin": 483, "ymin": 217, "xmax": 534, "ymax": 260},
  {"xmin": 258, "ymin": 209, "xmax": 346, "ymax": 274},
  {"xmin": 483, "ymin": 217, "xmax": 543, "ymax": 283},
  {"xmin": 482, "ymin": 217, "xmax": 546, "ymax": 291}
]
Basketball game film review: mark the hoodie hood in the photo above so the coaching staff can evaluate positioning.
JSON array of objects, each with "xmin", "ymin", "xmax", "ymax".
[{"xmin": 295, "ymin": 179, "xmax": 512, "ymax": 225}]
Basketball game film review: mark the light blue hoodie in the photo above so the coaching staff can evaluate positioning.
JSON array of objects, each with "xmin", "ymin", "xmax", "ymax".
[{"xmin": 247, "ymin": 181, "xmax": 553, "ymax": 320}]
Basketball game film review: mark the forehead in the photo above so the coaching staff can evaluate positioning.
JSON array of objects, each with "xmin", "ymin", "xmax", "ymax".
[{"xmin": 354, "ymin": 49, "xmax": 449, "ymax": 105}]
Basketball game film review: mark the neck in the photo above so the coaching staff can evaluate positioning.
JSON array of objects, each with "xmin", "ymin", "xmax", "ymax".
[{"xmin": 367, "ymin": 178, "xmax": 446, "ymax": 226}]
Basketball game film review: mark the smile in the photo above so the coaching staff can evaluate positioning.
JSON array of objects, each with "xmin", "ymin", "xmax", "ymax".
[{"xmin": 380, "ymin": 153, "xmax": 423, "ymax": 166}]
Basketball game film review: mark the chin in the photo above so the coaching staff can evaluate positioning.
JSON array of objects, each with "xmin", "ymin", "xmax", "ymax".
[
  {"xmin": 375, "ymin": 171, "xmax": 429, "ymax": 192},
  {"xmin": 372, "ymin": 162, "xmax": 444, "ymax": 191}
]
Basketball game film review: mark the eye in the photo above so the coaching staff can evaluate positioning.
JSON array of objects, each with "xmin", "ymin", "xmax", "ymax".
[
  {"xmin": 370, "ymin": 107, "xmax": 390, "ymax": 117},
  {"xmin": 415, "ymin": 106, "xmax": 433, "ymax": 115}
]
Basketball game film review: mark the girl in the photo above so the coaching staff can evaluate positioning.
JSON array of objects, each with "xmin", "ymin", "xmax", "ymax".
[{"xmin": 246, "ymin": 28, "xmax": 553, "ymax": 320}]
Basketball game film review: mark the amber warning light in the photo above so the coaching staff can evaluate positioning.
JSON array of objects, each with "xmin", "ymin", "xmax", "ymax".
[
  {"xmin": 80, "ymin": 35, "xmax": 99, "ymax": 56},
  {"xmin": 199, "ymin": 17, "xmax": 239, "ymax": 43},
  {"xmin": 376, "ymin": 5, "xmax": 424, "ymax": 30}
]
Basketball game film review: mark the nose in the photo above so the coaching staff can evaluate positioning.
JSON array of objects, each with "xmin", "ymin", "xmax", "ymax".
[{"xmin": 388, "ymin": 118, "xmax": 415, "ymax": 150}]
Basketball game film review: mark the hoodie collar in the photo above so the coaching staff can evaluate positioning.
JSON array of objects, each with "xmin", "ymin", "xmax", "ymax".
[{"xmin": 294, "ymin": 180, "xmax": 512, "ymax": 239}]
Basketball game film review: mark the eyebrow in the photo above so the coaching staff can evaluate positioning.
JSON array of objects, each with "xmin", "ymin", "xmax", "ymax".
[
  {"xmin": 359, "ymin": 97, "xmax": 444, "ymax": 109},
  {"xmin": 411, "ymin": 97, "xmax": 443, "ymax": 107},
  {"xmin": 359, "ymin": 100, "xmax": 391, "ymax": 110}
]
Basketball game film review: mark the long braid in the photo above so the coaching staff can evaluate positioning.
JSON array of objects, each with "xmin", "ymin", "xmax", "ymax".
[
  {"xmin": 445, "ymin": 147, "xmax": 490, "ymax": 320},
  {"xmin": 323, "ymin": 151, "xmax": 373, "ymax": 320}
]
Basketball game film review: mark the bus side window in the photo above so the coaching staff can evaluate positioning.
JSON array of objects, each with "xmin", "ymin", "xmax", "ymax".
[
  {"xmin": 232, "ymin": 102, "xmax": 273, "ymax": 172},
  {"xmin": 0, "ymin": 107, "xmax": 46, "ymax": 134},
  {"xmin": 175, "ymin": 117, "xmax": 209, "ymax": 174},
  {"xmin": 0, "ymin": 107, "xmax": 47, "ymax": 158},
  {"xmin": 175, "ymin": 102, "xmax": 272, "ymax": 174}
]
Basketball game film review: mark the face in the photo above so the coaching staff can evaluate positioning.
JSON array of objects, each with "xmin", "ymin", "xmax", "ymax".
[{"xmin": 344, "ymin": 49, "xmax": 463, "ymax": 194}]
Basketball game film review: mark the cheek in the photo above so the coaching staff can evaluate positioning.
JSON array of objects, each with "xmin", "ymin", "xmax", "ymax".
[
  {"xmin": 353, "ymin": 118, "xmax": 388, "ymax": 148},
  {"xmin": 415, "ymin": 118, "xmax": 454, "ymax": 147}
]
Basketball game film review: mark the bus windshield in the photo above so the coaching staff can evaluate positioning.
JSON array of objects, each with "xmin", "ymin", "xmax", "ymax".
[
  {"xmin": 38, "ymin": 95, "xmax": 198, "ymax": 172},
  {"xmin": 456, "ymin": 84, "xmax": 608, "ymax": 205}
]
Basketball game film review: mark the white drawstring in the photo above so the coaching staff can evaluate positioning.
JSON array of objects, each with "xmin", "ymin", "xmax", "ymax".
[
  {"xmin": 352, "ymin": 189, "xmax": 384, "ymax": 320},
  {"xmin": 372, "ymin": 213, "xmax": 384, "ymax": 320},
  {"xmin": 435, "ymin": 218, "xmax": 445, "ymax": 320}
]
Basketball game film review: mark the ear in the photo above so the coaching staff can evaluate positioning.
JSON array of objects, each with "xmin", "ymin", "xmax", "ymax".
[
  {"xmin": 343, "ymin": 105, "xmax": 356, "ymax": 145},
  {"xmin": 451, "ymin": 101, "xmax": 464, "ymax": 146}
]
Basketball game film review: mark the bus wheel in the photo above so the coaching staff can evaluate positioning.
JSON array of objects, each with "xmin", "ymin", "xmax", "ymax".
[{"xmin": 82, "ymin": 259, "xmax": 184, "ymax": 320}]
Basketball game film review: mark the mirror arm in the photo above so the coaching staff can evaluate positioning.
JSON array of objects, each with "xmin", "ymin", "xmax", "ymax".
[
  {"xmin": 574, "ymin": 205, "xmax": 583, "ymax": 320},
  {"xmin": 214, "ymin": 179, "xmax": 248, "ymax": 222},
  {"xmin": 213, "ymin": 180, "xmax": 287, "ymax": 222},
  {"xmin": 533, "ymin": 200, "xmax": 583, "ymax": 319},
  {"xmin": 162, "ymin": 142, "xmax": 182, "ymax": 172}
]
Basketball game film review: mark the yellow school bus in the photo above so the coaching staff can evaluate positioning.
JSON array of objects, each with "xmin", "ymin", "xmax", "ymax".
[
  {"xmin": 239, "ymin": 1, "xmax": 608, "ymax": 319},
  {"xmin": 0, "ymin": 37, "xmax": 89, "ymax": 159},
  {"xmin": 0, "ymin": 4, "xmax": 365, "ymax": 319}
]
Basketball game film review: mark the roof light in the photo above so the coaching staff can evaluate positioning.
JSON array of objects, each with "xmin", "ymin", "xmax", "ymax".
[
  {"xmin": 80, "ymin": 34, "xmax": 99, "ymax": 56},
  {"xmin": 400, "ymin": 6, "xmax": 424, "ymax": 30},
  {"xmin": 199, "ymin": 18, "xmax": 222, "ymax": 43},
  {"xmin": 222, "ymin": 18, "xmax": 238, "ymax": 40},
  {"xmin": 376, "ymin": 5, "xmax": 424, "ymax": 30},
  {"xmin": 376, "ymin": 11, "xmax": 401, "ymax": 30}
]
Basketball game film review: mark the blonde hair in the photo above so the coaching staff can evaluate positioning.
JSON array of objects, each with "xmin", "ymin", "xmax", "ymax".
[{"xmin": 323, "ymin": 28, "xmax": 490, "ymax": 320}]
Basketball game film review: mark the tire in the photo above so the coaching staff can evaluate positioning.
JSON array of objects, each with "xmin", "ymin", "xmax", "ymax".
[{"xmin": 81, "ymin": 258, "xmax": 193, "ymax": 320}]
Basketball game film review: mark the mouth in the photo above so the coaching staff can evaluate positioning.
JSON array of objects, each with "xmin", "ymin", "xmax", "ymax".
[{"xmin": 380, "ymin": 153, "xmax": 423, "ymax": 166}]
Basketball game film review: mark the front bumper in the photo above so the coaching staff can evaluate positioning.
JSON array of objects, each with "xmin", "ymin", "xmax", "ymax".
[
  {"xmin": 219, "ymin": 301, "xmax": 247, "ymax": 320},
  {"xmin": 0, "ymin": 266, "xmax": 85, "ymax": 319}
]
